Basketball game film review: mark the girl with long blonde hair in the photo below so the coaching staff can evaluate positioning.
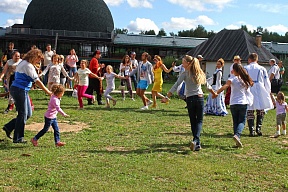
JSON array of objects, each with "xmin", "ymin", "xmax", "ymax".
[{"xmin": 162, "ymin": 55, "xmax": 215, "ymax": 151}]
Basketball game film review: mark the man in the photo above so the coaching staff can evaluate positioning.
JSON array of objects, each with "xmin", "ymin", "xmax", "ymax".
[
  {"xmin": 244, "ymin": 53, "xmax": 273, "ymax": 136},
  {"xmin": 130, "ymin": 52, "xmax": 138, "ymax": 90},
  {"xmin": 225, "ymin": 55, "xmax": 242, "ymax": 106},
  {"xmin": 197, "ymin": 55, "xmax": 203, "ymax": 62},
  {"xmin": 86, "ymin": 50, "xmax": 103, "ymax": 105},
  {"xmin": 268, "ymin": 58, "xmax": 280, "ymax": 94},
  {"xmin": 1, "ymin": 42, "xmax": 15, "ymax": 67},
  {"xmin": 43, "ymin": 44, "xmax": 54, "ymax": 85}
]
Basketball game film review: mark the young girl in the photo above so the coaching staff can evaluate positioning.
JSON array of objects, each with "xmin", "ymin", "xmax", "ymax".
[
  {"xmin": 204, "ymin": 58, "xmax": 228, "ymax": 116},
  {"xmin": 162, "ymin": 55, "xmax": 216, "ymax": 151},
  {"xmin": 40, "ymin": 54, "xmax": 73, "ymax": 90},
  {"xmin": 271, "ymin": 92, "xmax": 288, "ymax": 138},
  {"xmin": 65, "ymin": 49, "xmax": 79, "ymax": 89},
  {"xmin": 101, "ymin": 65, "xmax": 127, "ymax": 108},
  {"xmin": 119, "ymin": 55, "xmax": 134, "ymax": 100},
  {"xmin": 74, "ymin": 60, "xmax": 99, "ymax": 109},
  {"xmin": 31, "ymin": 84, "xmax": 68, "ymax": 147},
  {"xmin": 151, "ymin": 55, "xmax": 173, "ymax": 108},
  {"xmin": 214, "ymin": 63, "xmax": 254, "ymax": 148}
]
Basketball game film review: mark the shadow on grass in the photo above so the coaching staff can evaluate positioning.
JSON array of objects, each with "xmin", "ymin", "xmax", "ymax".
[
  {"xmin": 201, "ymin": 132, "xmax": 233, "ymax": 138},
  {"xmin": 84, "ymin": 143, "xmax": 192, "ymax": 155}
]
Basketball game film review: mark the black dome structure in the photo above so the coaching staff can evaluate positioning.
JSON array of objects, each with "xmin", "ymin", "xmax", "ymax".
[{"xmin": 23, "ymin": 0, "xmax": 114, "ymax": 33}]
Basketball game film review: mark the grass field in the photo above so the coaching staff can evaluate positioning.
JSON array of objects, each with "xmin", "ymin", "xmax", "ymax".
[{"xmin": 0, "ymin": 80, "xmax": 288, "ymax": 192}]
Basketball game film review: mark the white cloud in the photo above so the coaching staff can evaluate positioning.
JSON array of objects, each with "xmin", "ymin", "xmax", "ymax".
[
  {"xmin": 127, "ymin": 18, "xmax": 159, "ymax": 33},
  {"xmin": 104, "ymin": 0, "xmax": 125, "ymax": 6},
  {"xmin": 252, "ymin": 3, "xmax": 288, "ymax": 13},
  {"xmin": 3, "ymin": 18, "xmax": 23, "ymax": 27},
  {"xmin": 167, "ymin": 0, "xmax": 233, "ymax": 11},
  {"xmin": 127, "ymin": 0, "xmax": 153, "ymax": 8},
  {"xmin": 0, "ymin": 0, "xmax": 30, "ymax": 14},
  {"xmin": 225, "ymin": 21, "xmax": 256, "ymax": 32},
  {"xmin": 162, "ymin": 16, "xmax": 216, "ymax": 31},
  {"xmin": 266, "ymin": 24, "xmax": 288, "ymax": 34}
]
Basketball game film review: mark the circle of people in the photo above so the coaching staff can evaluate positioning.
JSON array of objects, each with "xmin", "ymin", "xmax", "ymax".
[{"xmin": 0, "ymin": 43, "xmax": 286, "ymax": 151}]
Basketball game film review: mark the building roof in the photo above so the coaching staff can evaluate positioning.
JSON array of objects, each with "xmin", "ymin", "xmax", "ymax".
[
  {"xmin": 23, "ymin": 0, "xmax": 114, "ymax": 33},
  {"xmin": 262, "ymin": 42, "xmax": 288, "ymax": 54},
  {"xmin": 187, "ymin": 29, "xmax": 279, "ymax": 63},
  {"xmin": 113, "ymin": 34, "xmax": 207, "ymax": 48}
]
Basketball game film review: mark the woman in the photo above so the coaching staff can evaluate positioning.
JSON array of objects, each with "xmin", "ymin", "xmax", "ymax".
[
  {"xmin": 214, "ymin": 64, "xmax": 254, "ymax": 147},
  {"xmin": 2, "ymin": 49, "xmax": 52, "ymax": 143},
  {"xmin": 204, "ymin": 58, "xmax": 228, "ymax": 116},
  {"xmin": 162, "ymin": 55, "xmax": 216, "ymax": 151},
  {"xmin": 0, "ymin": 51, "xmax": 22, "ymax": 113},
  {"xmin": 151, "ymin": 55, "xmax": 173, "ymax": 108},
  {"xmin": 119, "ymin": 55, "xmax": 134, "ymax": 101},
  {"xmin": 129, "ymin": 52, "xmax": 154, "ymax": 110},
  {"xmin": 65, "ymin": 49, "xmax": 78, "ymax": 89}
]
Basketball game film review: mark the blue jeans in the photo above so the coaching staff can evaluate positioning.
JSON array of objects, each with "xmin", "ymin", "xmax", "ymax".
[
  {"xmin": 186, "ymin": 95, "xmax": 204, "ymax": 145},
  {"xmin": 69, "ymin": 67, "xmax": 77, "ymax": 88},
  {"xmin": 34, "ymin": 117, "xmax": 60, "ymax": 144},
  {"xmin": 230, "ymin": 104, "xmax": 248, "ymax": 138},
  {"xmin": 5, "ymin": 86, "xmax": 32, "ymax": 142}
]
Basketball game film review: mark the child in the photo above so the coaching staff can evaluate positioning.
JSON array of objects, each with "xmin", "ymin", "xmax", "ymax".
[
  {"xmin": 214, "ymin": 63, "xmax": 254, "ymax": 148},
  {"xmin": 119, "ymin": 55, "xmax": 134, "ymax": 101},
  {"xmin": 101, "ymin": 65, "xmax": 127, "ymax": 108},
  {"xmin": 40, "ymin": 54, "xmax": 73, "ymax": 90},
  {"xmin": 31, "ymin": 84, "xmax": 69, "ymax": 147},
  {"xmin": 73, "ymin": 60, "xmax": 99, "ymax": 109},
  {"xmin": 271, "ymin": 92, "xmax": 288, "ymax": 138}
]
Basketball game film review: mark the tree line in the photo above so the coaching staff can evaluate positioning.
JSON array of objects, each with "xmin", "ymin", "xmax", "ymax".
[{"xmin": 115, "ymin": 25, "xmax": 288, "ymax": 43}]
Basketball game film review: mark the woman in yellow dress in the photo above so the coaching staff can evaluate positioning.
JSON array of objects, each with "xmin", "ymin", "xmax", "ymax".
[{"xmin": 151, "ymin": 55, "xmax": 173, "ymax": 108}]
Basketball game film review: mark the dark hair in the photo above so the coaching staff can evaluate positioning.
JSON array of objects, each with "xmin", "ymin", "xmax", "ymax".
[
  {"xmin": 233, "ymin": 64, "xmax": 254, "ymax": 88},
  {"xmin": 248, "ymin": 53, "xmax": 258, "ymax": 62},
  {"xmin": 142, "ymin": 52, "xmax": 151, "ymax": 61},
  {"xmin": 121, "ymin": 55, "xmax": 130, "ymax": 64}
]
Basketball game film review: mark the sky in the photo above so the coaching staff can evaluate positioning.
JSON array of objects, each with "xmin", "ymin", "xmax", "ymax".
[{"xmin": 0, "ymin": 0, "xmax": 288, "ymax": 36}]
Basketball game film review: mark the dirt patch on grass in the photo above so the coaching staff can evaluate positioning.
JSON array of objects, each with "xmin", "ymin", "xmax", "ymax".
[{"xmin": 25, "ymin": 121, "xmax": 88, "ymax": 133}]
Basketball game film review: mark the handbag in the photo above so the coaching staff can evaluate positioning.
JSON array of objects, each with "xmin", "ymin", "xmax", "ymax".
[{"xmin": 72, "ymin": 89, "xmax": 78, "ymax": 98}]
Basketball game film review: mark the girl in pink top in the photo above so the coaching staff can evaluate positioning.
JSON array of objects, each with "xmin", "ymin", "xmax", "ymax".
[
  {"xmin": 31, "ymin": 84, "xmax": 69, "ymax": 147},
  {"xmin": 66, "ymin": 49, "xmax": 79, "ymax": 89},
  {"xmin": 74, "ymin": 60, "xmax": 99, "ymax": 109},
  {"xmin": 271, "ymin": 92, "xmax": 288, "ymax": 138}
]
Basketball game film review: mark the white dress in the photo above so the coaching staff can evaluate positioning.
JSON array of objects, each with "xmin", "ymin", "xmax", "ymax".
[
  {"xmin": 204, "ymin": 68, "xmax": 228, "ymax": 116},
  {"xmin": 244, "ymin": 62, "xmax": 273, "ymax": 110}
]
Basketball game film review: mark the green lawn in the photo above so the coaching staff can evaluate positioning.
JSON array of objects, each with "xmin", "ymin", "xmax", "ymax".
[{"xmin": 0, "ymin": 81, "xmax": 288, "ymax": 191}]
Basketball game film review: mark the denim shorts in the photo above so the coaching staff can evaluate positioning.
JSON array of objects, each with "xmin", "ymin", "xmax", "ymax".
[
  {"xmin": 276, "ymin": 113, "xmax": 286, "ymax": 125},
  {"xmin": 137, "ymin": 80, "xmax": 148, "ymax": 90}
]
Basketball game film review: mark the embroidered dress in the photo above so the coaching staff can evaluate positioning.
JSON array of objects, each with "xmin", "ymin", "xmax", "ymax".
[{"xmin": 204, "ymin": 68, "xmax": 228, "ymax": 116}]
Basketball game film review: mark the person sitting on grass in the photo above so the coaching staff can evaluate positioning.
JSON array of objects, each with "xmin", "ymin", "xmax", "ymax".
[{"xmin": 31, "ymin": 84, "xmax": 69, "ymax": 147}]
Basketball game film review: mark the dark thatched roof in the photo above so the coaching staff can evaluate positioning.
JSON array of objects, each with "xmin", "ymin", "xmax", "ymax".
[
  {"xmin": 23, "ymin": 0, "xmax": 114, "ymax": 33},
  {"xmin": 187, "ymin": 29, "xmax": 278, "ymax": 63}
]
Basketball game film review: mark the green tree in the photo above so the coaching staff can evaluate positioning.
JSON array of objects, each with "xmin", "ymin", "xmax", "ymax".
[
  {"xmin": 115, "ymin": 28, "xmax": 128, "ymax": 34},
  {"xmin": 144, "ymin": 30, "xmax": 156, "ymax": 35},
  {"xmin": 157, "ymin": 28, "xmax": 167, "ymax": 36}
]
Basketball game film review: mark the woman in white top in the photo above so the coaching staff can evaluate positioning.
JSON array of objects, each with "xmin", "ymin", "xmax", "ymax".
[
  {"xmin": 214, "ymin": 63, "xmax": 254, "ymax": 148},
  {"xmin": 0, "ymin": 51, "xmax": 22, "ymax": 113},
  {"xmin": 204, "ymin": 58, "xmax": 227, "ymax": 116},
  {"xmin": 119, "ymin": 55, "xmax": 134, "ymax": 100},
  {"xmin": 74, "ymin": 60, "xmax": 99, "ymax": 109},
  {"xmin": 66, "ymin": 49, "xmax": 79, "ymax": 89}
]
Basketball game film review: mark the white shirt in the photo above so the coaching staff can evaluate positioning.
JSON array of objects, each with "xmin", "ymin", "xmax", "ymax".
[
  {"xmin": 130, "ymin": 59, "xmax": 138, "ymax": 68},
  {"xmin": 44, "ymin": 50, "xmax": 54, "ymax": 67},
  {"xmin": 77, "ymin": 68, "xmax": 91, "ymax": 86},
  {"xmin": 229, "ymin": 76, "xmax": 249, "ymax": 105},
  {"xmin": 104, "ymin": 72, "xmax": 117, "ymax": 89},
  {"xmin": 268, "ymin": 64, "xmax": 280, "ymax": 79},
  {"xmin": 119, "ymin": 63, "xmax": 130, "ymax": 76}
]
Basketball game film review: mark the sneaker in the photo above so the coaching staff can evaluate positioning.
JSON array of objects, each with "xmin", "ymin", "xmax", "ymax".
[
  {"xmin": 195, "ymin": 145, "xmax": 202, "ymax": 151},
  {"xmin": 113, "ymin": 100, "xmax": 117, "ymax": 106},
  {"xmin": 140, "ymin": 106, "xmax": 148, "ymax": 110},
  {"xmin": 13, "ymin": 139, "xmax": 27, "ymax": 144},
  {"xmin": 9, "ymin": 104, "xmax": 14, "ymax": 111},
  {"xmin": 189, "ymin": 141, "xmax": 196, "ymax": 151},
  {"xmin": 147, "ymin": 100, "xmax": 153, "ymax": 106},
  {"xmin": 55, "ymin": 141, "xmax": 66, "ymax": 147},
  {"xmin": 270, "ymin": 133, "xmax": 280, "ymax": 138},
  {"xmin": 92, "ymin": 96, "xmax": 96, "ymax": 103},
  {"xmin": 31, "ymin": 138, "xmax": 38, "ymax": 146},
  {"xmin": 2, "ymin": 126, "xmax": 12, "ymax": 139},
  {"xmin": 282, "ymin": 130, "xmax": 286, "ymax": 136},
  {"xmin": 233, "ymin": 135, "xmax": 243, "ymax": 148},
  {"xmin": 3, "ymin": 108, "xmax": 9, "ymax": 114}
]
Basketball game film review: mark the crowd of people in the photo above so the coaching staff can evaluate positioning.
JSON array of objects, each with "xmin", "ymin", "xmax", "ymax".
[{"xmin": 0, "ymin": 42, "xmax": 286, "ymax": 151}]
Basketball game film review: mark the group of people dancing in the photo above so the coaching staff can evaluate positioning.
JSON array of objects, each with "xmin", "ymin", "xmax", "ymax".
[{"xmin": 0, "ymin": 44, "xmax": 286, "ymax": 151}]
